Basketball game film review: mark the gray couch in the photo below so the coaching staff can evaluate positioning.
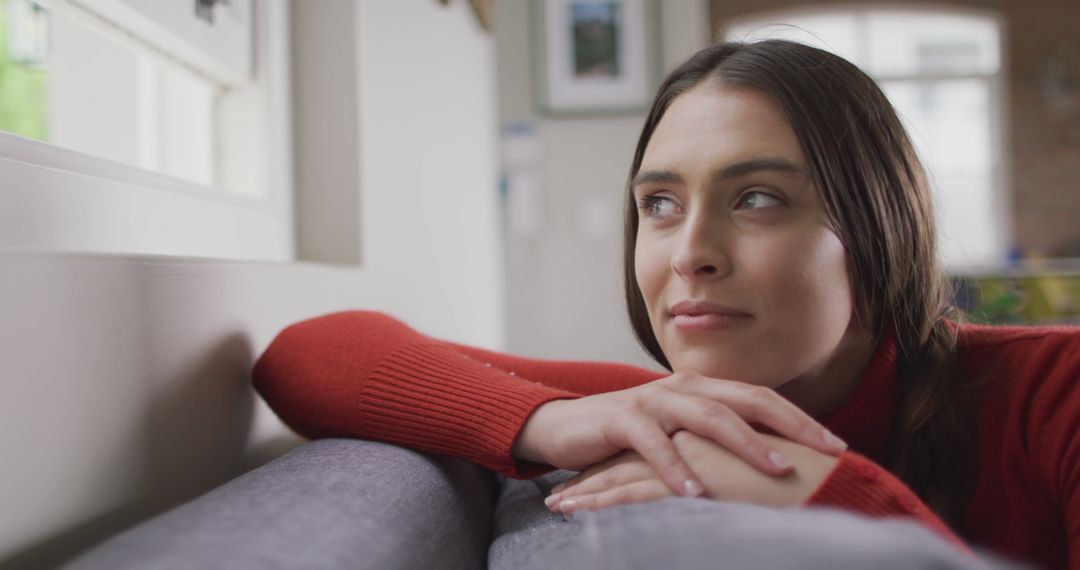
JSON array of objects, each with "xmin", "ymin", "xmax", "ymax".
[{"xmin": 65, "ymin": 439, "xmax": 1014, "ymax": 569}]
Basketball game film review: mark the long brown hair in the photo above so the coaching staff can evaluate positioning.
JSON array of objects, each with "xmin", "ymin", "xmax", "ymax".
[{"xmin": 623, "ymin": 40, "xmax": 979, "ymax": 530}]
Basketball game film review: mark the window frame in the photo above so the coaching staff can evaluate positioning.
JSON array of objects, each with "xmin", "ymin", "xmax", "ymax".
[
  {"xmin": 724, "ymin": 5, "xmax": 1010, "ymax": 270},
  {"xmin": 0, "ymin": 0, "xmax": 296, "ymax": 261}
]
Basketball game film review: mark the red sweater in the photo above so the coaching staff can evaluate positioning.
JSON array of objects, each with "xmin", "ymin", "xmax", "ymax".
[{"xmin": 252, "ymin": 311, "xmax": 1080, "ymax": 569}]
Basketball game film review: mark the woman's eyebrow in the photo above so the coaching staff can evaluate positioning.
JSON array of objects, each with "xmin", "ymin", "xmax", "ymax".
[
  {"xmin": 717, "ymin": 157, "xmax": 808, "ymax": 180},
  {"xmin": 631, "ymin": 170, "xmax": 683, "ymax": 189},
  {"xmin": 632, "ymin": 158, "xmax": 808, "ymax": 190}
]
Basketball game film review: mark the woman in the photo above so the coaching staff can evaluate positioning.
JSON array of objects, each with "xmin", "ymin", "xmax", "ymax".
[{"xmin": 254, "ymin": 40, "xmax": 1079, "ymax": 569}]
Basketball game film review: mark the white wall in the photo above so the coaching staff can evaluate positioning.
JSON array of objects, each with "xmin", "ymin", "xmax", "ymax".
[
  {"xmin": 0, "ymin": 0, "xmax": 502, "ymax": 566},
  {"xmin": 494, "ymin": 0, "xmax": 709, "ymax": 366},
  {"xmin": 356, "ymin": 0, "xmax": 504, "ymax": 337}
]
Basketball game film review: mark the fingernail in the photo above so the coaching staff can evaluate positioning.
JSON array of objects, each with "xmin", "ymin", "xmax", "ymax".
[
  {"xmin": 822, "ymin": 430, "xmax": 848, "ymax": 451},
  {"xmin": 551, "ymin": 483, "xmax": 566, "ymax": 494},
  {"xmin": 683, "ymin": 479, "xmax": 705, "ymax": 497},
  {"xmin": 544, "ymin": 493, "xmax": 561, "ymax": 508},
  {"xmin": 768, "ymin": 450, "xmax": 793, "ymax": 469},
  {"xmin": 559, "ymin": 499, "xmax": 578, "ymax": 515}
]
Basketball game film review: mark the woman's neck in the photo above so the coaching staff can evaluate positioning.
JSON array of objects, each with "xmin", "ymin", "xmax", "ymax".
[{"xmin": 776, "ymin": 322, "xmax": 877, "ymax": 417}]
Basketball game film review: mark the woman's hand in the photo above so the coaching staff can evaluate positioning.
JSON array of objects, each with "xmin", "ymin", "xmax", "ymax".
[
  {"xmin": 544, "ymin": 432, "xmax": 841, "ymax": 514},
  {"xmin": 512, "ymin": 372, "xmax": 847, "ymax": 498}
]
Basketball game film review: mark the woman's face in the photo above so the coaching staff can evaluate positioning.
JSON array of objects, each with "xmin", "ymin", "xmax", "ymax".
[{"xmin": 633, "ymin": 84, "xmax": 871, "ymax": 409}]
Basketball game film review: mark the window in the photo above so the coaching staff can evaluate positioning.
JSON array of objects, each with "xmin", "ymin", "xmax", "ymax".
[
  {"xmin": 1, "ymin": 0, "xmax": 252, "ymax": 187},
  {"xmin": 726, "ymin": 8, "xmax": 1007, "ymax": 270},
  {"xmin": 0, "ymin": 0, "xmax": 295, "ymax": 261},
  {"xmin": 0, "ymin": 0, "xmax": 47, "ymax": 141}
]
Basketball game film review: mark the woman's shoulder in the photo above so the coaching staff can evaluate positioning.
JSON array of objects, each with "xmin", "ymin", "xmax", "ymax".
[
  {"xmin": 955, "ymin": 321, "xmax": 1079, "ymax": 411},
  {"xmin": 954, "ymin": 321, "xmax": 1078, "ymax": 396},
  {"xmin": 954, "ymin": 320, "xmax": 1080, "ymax": 352},
  {"xmin": 957, "ymin": 322, "xmax": 1080, "ymax": 548}
]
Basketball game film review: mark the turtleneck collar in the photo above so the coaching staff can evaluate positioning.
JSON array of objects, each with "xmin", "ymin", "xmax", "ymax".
[{"xmin": 820, "ymin": 327, "xmax": 899, "ymax": 463}]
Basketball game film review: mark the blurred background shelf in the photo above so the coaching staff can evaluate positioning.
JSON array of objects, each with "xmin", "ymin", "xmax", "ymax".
[{"xmin": 954, "ymin": 260, "xmax": 1080, "ymax": 325}]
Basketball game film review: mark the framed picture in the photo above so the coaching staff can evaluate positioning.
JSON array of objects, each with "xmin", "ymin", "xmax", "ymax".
[{"xmin": 532, "ymin": 0, "xmax": 660, "ymax": 116}]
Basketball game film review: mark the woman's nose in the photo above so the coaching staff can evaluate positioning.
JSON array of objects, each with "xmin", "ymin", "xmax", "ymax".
[{"xmin": 671, "ymin": 217, "xmax": 731, "ymax": 281}]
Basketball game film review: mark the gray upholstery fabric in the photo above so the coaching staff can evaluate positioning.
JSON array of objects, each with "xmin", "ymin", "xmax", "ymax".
[
  {"xmin": 65, "ymin": 439, "xmax": 496, "ymax": 570},
  {"xmin": 67, "ymin": 440, "xmax": 1023, "ymax": 570},
  {"xmin": 490, "ymin": 470, "xmax": 1016, "ymax": 570}
]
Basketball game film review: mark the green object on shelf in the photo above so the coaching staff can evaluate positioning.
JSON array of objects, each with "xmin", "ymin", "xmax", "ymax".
[{"xmin": 960, "ymin": 272, "xmax": 1080, "ymax": 325}]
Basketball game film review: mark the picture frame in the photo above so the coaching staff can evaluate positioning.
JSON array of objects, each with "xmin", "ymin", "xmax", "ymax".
[{"xmin": 532, "ymin": 0, "xmax": 660, "ymax": 116}]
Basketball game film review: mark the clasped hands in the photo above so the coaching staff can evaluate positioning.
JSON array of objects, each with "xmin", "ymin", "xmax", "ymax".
[{"xmin": 510, "ymin": 371, "xmax": 846, "ymax": 516}]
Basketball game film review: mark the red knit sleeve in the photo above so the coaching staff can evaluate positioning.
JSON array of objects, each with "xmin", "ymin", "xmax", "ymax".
[
  {"xmin": 806, "ymin": 452, "xmax": 967, "ymax": 550},
  {"xmin": 252, "ymin": 310, "xmax": 664, "ymax": 477}
]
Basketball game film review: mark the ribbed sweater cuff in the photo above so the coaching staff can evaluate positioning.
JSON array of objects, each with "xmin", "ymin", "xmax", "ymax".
[
  {"xmin": 356, "ymin": 342, "xmax": 579, "ymax": 478},
  {"xmin": 807, "ymin": 452, "xmax": 904, "ymax": 516},
  {"xmin": 806, "ymin": 452, "xmax": 967, "ymax": 550}
]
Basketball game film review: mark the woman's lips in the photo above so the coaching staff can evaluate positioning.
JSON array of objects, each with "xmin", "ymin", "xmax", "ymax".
[
  {"xmin": 669, "ymin": 300, "xmax": 752, "ymax": 332},
  {"xmin": 671, "ymin": 313, "xmax": 751, "ymax": 331}
]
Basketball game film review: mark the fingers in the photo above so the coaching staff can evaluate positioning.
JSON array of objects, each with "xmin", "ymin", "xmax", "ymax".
[
  {"xmin": 655, "ymin": 393, "xmax": 796, "ymax": 477},
  {"xmin": 549, "ymin": 480, "xmax": 672, "ymax": 515},
  {"xmin": 660, "ymin": 376, "xmax": 847, "ymax": 457},
  {"xmin": 530, "ymin": 373, "xmax": 845, "ymax": 497},
  {"xmin": 607, "ymin": 416, "xmax": 706, "ymax": 498},
  {"xmin": 717, "ymin": 384, "xmax": 847, "ymax": 456},
  {"xmin": 553, "ymin": 456, "xmax": 654, "ymax": 499}
]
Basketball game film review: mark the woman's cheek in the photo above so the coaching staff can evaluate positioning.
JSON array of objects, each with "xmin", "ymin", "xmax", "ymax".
[
  {"xmin": 634, "ymin": 238, "xmax": 668, "ymax": 314},
  {"xmin": 787, "ymin": 232, "xmax": 854, "ymax": 352},
  {"xmin": 808, "ymin": 231, "xmax": 854, "ymax": 319},
  {"xmin": 749, "ymin": 229, "xmax": 850, "ymax": 361},
  {"xmin": 775, "ymin": 229, "xmax": 847, "ymax": 302}
]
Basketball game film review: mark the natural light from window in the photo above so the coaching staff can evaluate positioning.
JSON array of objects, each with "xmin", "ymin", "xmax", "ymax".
[
  {"xmin": 0, "ymin": 0, "xmax": 218, "ymax": 187},
  {"xmin": 726, "ymin": 8, "xmax": 1005, "ymax": 271}
]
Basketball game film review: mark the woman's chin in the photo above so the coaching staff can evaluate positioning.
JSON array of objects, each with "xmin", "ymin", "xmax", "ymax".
[{"xmin": 669, "ymin": 356, "xmax": 785, "ymax": 388}]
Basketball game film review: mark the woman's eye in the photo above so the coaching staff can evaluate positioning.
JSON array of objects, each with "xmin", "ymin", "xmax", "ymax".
[
  {"xmin": 735, "ymin": 190, "xmax": 783, "ymax": 210},
  {"xmin": 638, "ymin": 195, "xmax": 680, "ymax": 218}
]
